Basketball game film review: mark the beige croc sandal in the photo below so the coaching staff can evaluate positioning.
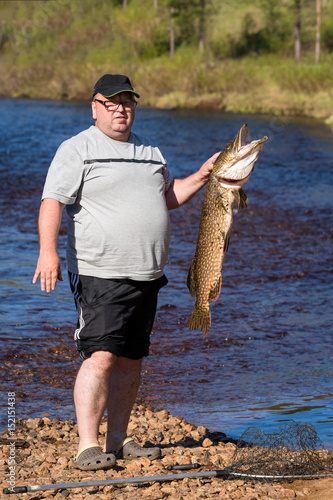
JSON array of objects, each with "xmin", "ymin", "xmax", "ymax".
[
  {"xmin": 72, "ymin": 444, "xmax": 116, "ymax": 471},
  {"xmin": 114, "ymin": 437, "xmax": 161, "ymax": 461}
]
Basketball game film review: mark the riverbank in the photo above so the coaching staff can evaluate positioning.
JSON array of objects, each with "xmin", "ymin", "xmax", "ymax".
[
  {"xmin": 1, "ymin": 404, "xmax": 332, "ymax": 499},
  {"xmin": 2, "ymin": 0, "xmax": 333, "ymax": 128},
  {"xmin": 1, "ymin": 53, "xmax": 333, "ymax": 128}
]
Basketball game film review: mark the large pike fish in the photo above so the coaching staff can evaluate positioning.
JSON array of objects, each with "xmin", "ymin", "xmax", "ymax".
[{"xmin": 187, "ymin": 123, "xmax": 267, "ymax": 336}]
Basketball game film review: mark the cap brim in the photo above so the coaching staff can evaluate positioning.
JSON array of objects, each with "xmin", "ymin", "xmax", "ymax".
[{"xmin": 100, "ymin": 89, "xmax": 140, "ymax": 99}]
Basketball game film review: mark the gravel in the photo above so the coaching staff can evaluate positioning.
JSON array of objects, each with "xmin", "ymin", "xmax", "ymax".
[{"xmin": 0, "ymin": 405, "xmax": 311, "ymax": 499}]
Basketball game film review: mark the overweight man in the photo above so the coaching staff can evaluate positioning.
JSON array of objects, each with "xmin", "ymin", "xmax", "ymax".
[{"xmin": 33, "ymin": 73, "xmax": 218, "ymax": 471}]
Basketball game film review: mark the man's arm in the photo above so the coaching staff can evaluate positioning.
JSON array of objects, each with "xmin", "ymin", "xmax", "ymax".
[
  {"xmin": 165, "ymin": 152, "xmax": 220, "ymax": 210},
  {"xmin": 32, "ymin": 198, "xmax": 66, "ymax": 293}
]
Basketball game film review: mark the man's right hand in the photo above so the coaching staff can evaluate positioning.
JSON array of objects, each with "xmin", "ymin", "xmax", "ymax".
[
  {"xmin": 32, "ymin": 198, "xmax": 65, "ymax": 292},
  {"xmin": 33, "ymin": 251, "xmax": 64, "ymax": 292}
]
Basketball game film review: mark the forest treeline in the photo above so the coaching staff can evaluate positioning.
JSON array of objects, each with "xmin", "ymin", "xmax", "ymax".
[{"xmin": 0, "ymin": 0, "xmax": 332, "ymax": 122}]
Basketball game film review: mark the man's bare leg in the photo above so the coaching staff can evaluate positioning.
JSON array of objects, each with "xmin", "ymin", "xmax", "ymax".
[
  {"xmin": 74, "ymin": 350, "xmax": 117, "ymax": 453},
  {"xmin": 105, "ymin": 356, "xmax": 142, "ymax": 452}
]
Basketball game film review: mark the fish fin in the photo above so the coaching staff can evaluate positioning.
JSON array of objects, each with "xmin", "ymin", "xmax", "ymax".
[
  {"xmin": 238, "ymin": 188, "xmax": 248, "ymax": 209},
  {"xmin": 186, "ymin": 261, "xmax": 197, "ymax": 297},
  {"xmin": 210, "ymin": 275, "xmax": 222, "ymax": 301},
  {"xmin": 233, "ymin": 190, "xmax": 240, "ymax": 208},
  {"xmin": 188, "ymin": 303, "xmax": 211, "ymax": 337},
  {"xmin": 224, "ymin": 234, "xmax": 231, "ymax": 252}
]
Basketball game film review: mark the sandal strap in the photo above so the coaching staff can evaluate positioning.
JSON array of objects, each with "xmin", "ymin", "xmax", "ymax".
[
  {"xmin": 113, "ymin": 436, "xmax": 134, "ymax": 455},
  {"xmin": 75, "ymin": 443, "xmax": 100, "ymax": 461}
]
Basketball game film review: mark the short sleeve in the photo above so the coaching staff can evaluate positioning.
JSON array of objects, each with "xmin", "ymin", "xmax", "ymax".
[
  {"xmin": 42, "ymin": 141, "xmax": 84, "ymax": 205},
  {"xmin": 162, "ymin": 165, "xmax": 173, "ymax": 192}
]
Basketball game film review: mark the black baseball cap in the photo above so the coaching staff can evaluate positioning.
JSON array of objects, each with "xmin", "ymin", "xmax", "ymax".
[{"xmin": 92, "ymin": 74, "xmax": 140, "ymax": 99}]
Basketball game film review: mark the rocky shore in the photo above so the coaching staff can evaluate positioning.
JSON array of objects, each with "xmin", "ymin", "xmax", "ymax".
[{"xmin": 0, "ymin": 405, "xmax": 329, "ymax": 500}]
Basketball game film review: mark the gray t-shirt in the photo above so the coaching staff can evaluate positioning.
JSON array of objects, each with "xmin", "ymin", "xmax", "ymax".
[{"xmin": 42, "ymin": 125, "xmax": 172, "ymax": 280}]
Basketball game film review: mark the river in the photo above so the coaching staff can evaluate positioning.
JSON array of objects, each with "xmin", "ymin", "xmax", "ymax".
[{"xmin": 1, "ymin": 97, "xmax": 332, "ymax": 449}]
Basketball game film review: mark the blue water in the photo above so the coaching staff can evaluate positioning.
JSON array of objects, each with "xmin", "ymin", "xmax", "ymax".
[{"xmin": 0, "ymin": 98, "xmax": 332, "ymax": 449}]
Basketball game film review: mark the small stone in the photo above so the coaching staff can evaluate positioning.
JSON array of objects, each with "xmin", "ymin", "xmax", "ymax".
[
  {"xmin": 266, "ymin": 485, "xmax": 279, "ymax": 497},
  {"xmin": 58, "ymin": 456, "xmax": 69, "ymax": 466},
  {"xmin": 161, "ymin": 486, "xmax": 178, "ymax": 495},
  {"xmin": 153, "ymin": 431, "xmax": 164, "ymax": 443},
  {"xmin": 46, "ymin": 454, "xmax": 57, "ymax": 463},
  {"xmin": 35, "ymin": 462, "xmax": 51, "ymax": 474},
  {"xmin": 184, "ymin": 423, "xmax": 196, "ymax": 432},
  {"xmin": 226, "ymin": 483, "xmax": 237, "ymax": 493},
  {"xmin": 103, "ymin": 484, "xmax": 116, "ymax": 494},
  {"xmin": 125, "ymin": 460, "xmax": 142, "ymax": 473},
  {"xmin": 99, "ymin": 422, "xmax": 107, "ymax": 434},
  {"xmin": 217, "ymin": 486, "xmax": 229, "ymax": 497},
  {"xmin": 191, "ymin": 430, "xmax": 201, "ymax": 441},
  {"xmin": 26, "ymin": 418, "xmax": 42, "ymax": 430},
  {"xmin": 162, "ymin": 455, "xmax": 176, "ymax": 466},
  {"xmin": 224, "ymin": 441, "xmax": 237, "ymax": 450},
  {"xmin": 53, "ymin": 493, "xmax": 66, "ymax": 500},
  {"xmin": 202, "ymin": 438, "xmax": 213, "ymax": 447},
  {"xmin": 210, "ymin": 453, "xmax": 222, "ymax": 465},
  {"xmin": 142, "ymin": 486, "xmax": 164, "ymax": 498},
  {"xmin": 280, "ymin": 488, "xmax": 296, "ymax": 498},
  {"xmin": 128, "ymin": 421, "xmax": 138, "ymax": 430},
  {"xmin": 48, "ymin": 428, "xmax": 61, "ymax": 439},
  {"xmin": 156, "ymin": 410, "xmax": 169, "ymax": 420},
  {"xmin": 18, "ymin": 468, "xmax": 30, "ymax": 478},
  {"xmin": 230, "ymin": 489, "xmax": 243, "ymax": 499},
  {"xmin": 138, "ymin": 456, "xmax": 151, "ymax": 468}
]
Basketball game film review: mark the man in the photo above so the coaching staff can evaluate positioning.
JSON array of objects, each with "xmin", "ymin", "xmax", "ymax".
[{"xmin": 33, "ymin": 74, "xmax": 219, "ymax": 471}]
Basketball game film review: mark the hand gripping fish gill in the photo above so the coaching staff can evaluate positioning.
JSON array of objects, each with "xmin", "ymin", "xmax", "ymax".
[{"xmin": 187, "ymin": 123, "xmax": 267, "ymax": 337}]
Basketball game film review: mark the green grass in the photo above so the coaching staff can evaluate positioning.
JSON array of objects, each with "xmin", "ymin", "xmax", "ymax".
[{"xmin": 0, "ymin": 0, "xmax": 332, "ymax": 124}]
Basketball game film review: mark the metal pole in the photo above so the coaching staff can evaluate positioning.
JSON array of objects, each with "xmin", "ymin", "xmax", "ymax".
[
  {"xmin": 4, "ymin": 469, "xmax": 333, "ymax": 494},
  {"xmin": 3, "ymin": 470, "xmax": 221, "ymax": 495}
]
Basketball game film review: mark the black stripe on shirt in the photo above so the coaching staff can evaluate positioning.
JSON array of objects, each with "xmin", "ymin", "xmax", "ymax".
[{"xmin": 84, "ymin": 158, "xmax": 164, "ymax": 165}]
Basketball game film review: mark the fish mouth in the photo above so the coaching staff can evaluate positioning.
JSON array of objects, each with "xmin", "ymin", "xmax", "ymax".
[
  {"xmin": 216, "ymin": 123, "xmax": 267, "ymax": 184},
  {"xmin": 236, "ymin": 123, "xmax": 252, "ymax": 151},
  {"xmin": 216, "ymin": 171, "xmax": 252, "ymax": 187}
]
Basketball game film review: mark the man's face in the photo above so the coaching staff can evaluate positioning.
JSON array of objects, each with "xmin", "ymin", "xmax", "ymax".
[{"xmin": 91, "ymin": 91, "xmax": 136, "ymax": 142}]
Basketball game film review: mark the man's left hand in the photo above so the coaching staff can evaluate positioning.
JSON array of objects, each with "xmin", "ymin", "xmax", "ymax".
[{"xmin": 197, "ymin": 152, "xmax": 220, "ymax": 183}]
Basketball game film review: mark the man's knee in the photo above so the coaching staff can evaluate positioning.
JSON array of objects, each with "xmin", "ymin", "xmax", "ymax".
[{"xmin": 86, "ymin": 350, "xmax": 118, "ymax": 375}]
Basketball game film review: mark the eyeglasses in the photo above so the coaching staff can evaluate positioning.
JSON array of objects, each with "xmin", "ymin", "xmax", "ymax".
[{"xmin": 94, "ymin": 98, "xmax": 137, "ymax": 111}]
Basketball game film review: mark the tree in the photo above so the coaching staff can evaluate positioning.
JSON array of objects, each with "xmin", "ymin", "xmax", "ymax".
[
  {"xmin": 167, "ymin": 0, "xmax": 207, "ymax": 55},
  {"xmin": 294, "ymin": 0, "xmax": 301, "ymax": 63},
  {"xmin": 315, "ymin": 0, "xmax": 321, "ymax": 64},
  {"xmin": 198, "ymin": 0, "xmax": 205, "ymax": 53},
  {"xmin": 170, "ymin": 6, "xmax": 176, "ymax": 56}
]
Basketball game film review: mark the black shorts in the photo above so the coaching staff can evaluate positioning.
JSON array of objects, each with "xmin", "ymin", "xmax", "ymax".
[{"xmin": 68, "ymin": 273, "xmax": 168, "ymax": 360}]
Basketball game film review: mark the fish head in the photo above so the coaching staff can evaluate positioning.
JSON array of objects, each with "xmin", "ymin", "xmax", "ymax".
[{"xmin": 213, "ymin": 123, "xmax": 267, "ymax": 189}]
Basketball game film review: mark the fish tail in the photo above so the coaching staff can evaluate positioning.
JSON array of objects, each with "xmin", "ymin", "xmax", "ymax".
[
  {"xmin": 188, "ymin": 303, "xmax": 211, "ymax": 337},
  {"xmin": 187, "ymin": 260, "xmax": 196, "ymax": 297}
]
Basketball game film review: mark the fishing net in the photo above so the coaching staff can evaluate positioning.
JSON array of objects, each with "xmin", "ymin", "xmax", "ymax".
[{"xmin": 223, "ymin": 421, "xmax": 333, "ymax": 480}]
